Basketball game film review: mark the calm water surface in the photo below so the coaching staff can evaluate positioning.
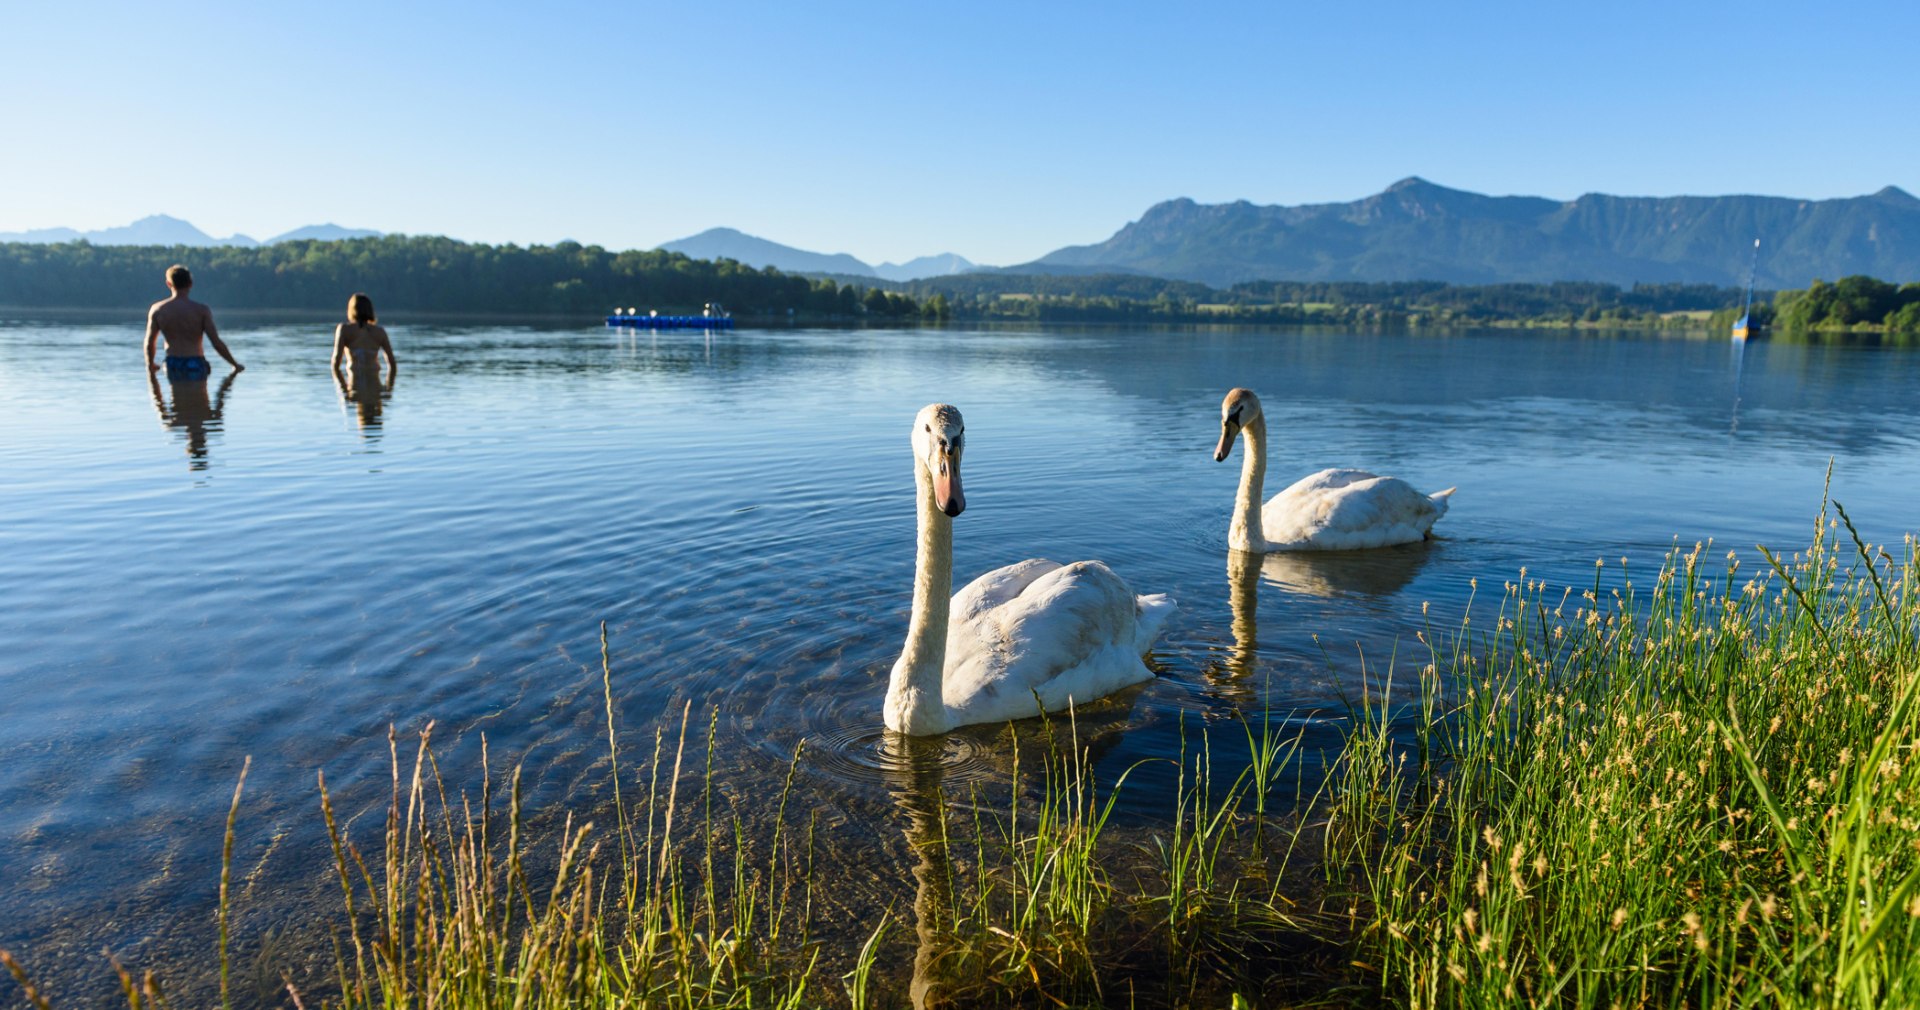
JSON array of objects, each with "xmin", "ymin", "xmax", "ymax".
[{"xmin": 3, "ymin": 319, "xmax": 1918, "ymax": 1002}]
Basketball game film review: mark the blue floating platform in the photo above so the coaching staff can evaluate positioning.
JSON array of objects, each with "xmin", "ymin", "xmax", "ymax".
[{"xmin": 606, "ymin": 314, "xmax": 735, "ymax": 329}]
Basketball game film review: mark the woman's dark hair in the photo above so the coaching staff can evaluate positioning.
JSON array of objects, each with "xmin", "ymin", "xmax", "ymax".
[{"xmin": 347, "ymin": 293, "xmax": 376, "ymax": 325}]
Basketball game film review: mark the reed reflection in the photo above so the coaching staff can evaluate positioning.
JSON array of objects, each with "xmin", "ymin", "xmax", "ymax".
[{"xmin": 147, "ymin": 369, "xmax": 236, "ymax": 470}]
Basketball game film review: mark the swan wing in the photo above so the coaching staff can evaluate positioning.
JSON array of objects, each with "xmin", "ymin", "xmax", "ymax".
[
  {"xmin": 1263, "ymin": 468, "xmax": 1450, "ymax": 550},
  {"xmin": 944, "ymin": 560, "xmax": 1160, "ymax": 723},
  {"xmin": 950, "ymin": 558, "xmax": 1062, "ymax": 626}
]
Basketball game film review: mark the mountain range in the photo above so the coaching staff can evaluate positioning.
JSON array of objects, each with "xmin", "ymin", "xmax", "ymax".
[
  {"xmin": 1019, "ymin": 179, "xmax": 1920, "ymax": 288},
  {"xmin": 0, "ymin": 215, "xmax": 381, "ymax": 248},
  {"xmin": 658, "ymin": 227, "xmax": 981, "ymax": 282},
  {"xmin": 11, "ymin": 181, "xmax": 1920, "ymax": 288}
]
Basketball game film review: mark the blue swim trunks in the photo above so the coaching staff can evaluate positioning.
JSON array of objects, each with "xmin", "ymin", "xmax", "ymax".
[{"xmin": 164, "ymin": 355, "xmax": 211, "ymax": 381}]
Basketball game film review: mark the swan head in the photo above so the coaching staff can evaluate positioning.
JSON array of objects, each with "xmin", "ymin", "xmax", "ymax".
[
  {"xmin": 912, "ymin": 403, "xmax": 966, "ymax": 517},
  {"xmin": 1214, "ymin": 388, "xmax": 1263, "ymax": 462}
]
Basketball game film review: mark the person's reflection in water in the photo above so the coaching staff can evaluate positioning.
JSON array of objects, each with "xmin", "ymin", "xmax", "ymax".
[
  {"xmin": 334, "ymin": 362, "xmax": 395, "ymax": 441},
  {"xmin": 148, "ymin": 367, "xmax": 237, "ymax": 471},
  {"xmin": 883, "ymin": 734, "xmax": 957, "ymax": 1010}
]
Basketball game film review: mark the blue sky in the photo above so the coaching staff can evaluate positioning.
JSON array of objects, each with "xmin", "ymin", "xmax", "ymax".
[{"xmin": 8, "ymin": 0, "xmax": 1916, "ymax": 265}]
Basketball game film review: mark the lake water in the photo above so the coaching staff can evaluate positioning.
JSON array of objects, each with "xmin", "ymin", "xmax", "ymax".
[{"xmin": 4, "ymin": 318, "xmax": 1918, "ymax": 1004}]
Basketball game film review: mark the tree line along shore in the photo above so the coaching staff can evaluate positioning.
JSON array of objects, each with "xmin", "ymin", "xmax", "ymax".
[{"xmin": 1, "ymin": 235, "xmax": 1915, "ymax": 334}]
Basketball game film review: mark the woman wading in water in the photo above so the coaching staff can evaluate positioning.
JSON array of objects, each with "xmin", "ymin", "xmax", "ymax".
[{"xmin": 331, "ymin": 293, "xmax": 397, "ymax": 385}]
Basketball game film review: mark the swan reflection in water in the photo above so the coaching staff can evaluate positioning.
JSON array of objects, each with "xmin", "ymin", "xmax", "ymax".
[
  {"xmin": 882, "ymin": 733, "xmax": 959, "ymax": 1010},
  {"xmin": 148, "ymin": 368, "xmax": 238, "ymax": 471},
  {"xmin": 334, "ymin": 360, "xmax": 396, "ymax": 438},
  {"xmin": 1257, "ymin": 542, "xmax": 1432, "ymax": 600},
  {"xmin": 875, "ymin": 701, "xmax": 1146, "ymax": 1008},
  {"xmin": 1208, "ymin": 544, "xmax": 1433, "ymax": 701}
]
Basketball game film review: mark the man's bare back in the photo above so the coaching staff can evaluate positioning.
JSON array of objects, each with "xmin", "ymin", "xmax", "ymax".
[
  {"xmin": 148, "ymin": 296, "xmax": 218, "ymax": 358},
  {"xmin": 143, "ymin": 265, "xmax": 243, "ymax": 376}
]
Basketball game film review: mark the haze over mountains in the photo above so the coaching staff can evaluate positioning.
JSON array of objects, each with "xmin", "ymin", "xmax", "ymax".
[{"xmin": 0, "ymin": 215, "xmax": 380, "ymax": 248}]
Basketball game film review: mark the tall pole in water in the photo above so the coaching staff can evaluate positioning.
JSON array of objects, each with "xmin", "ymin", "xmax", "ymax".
[
  {"xmin": 1734, "ymin": 238, "xmax": 1760, "ymax": 340},
  {"xmin": 1741, "ymin": 238, "xmax": 1760, "ymax": 320}
]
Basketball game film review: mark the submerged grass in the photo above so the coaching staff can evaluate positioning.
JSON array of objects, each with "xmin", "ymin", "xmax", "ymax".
[
  {"xmin": 1327, "ymin": 493, "xmax": 1920, "ymax": 1008},
  {"xmin": 3, "ymin": 499, "xmax": 1916, "ymax": 1009}
]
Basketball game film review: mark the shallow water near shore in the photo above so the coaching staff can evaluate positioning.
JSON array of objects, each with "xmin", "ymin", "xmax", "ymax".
[{"xmin": 3, "ymin": 319, "xmax": 1918, "ymax": 1004}]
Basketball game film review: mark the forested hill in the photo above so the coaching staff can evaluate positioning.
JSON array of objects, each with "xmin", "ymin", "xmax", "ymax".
[
  {"xmin": 1024, "ymin": 178, "xmax": 1920, "ymax": 288},
  {"xmin": 0, "ymin": 235, "xmax": 872, "ymax": 316}
]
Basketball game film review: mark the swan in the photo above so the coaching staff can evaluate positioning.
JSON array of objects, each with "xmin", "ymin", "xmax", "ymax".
[
  {"xmin": 883, "ymin": 404, "xmax": 1176, "ymax": 736},
  {"xmin": 1213, "ymin": 388, "xmax": 1454, "ymax": 552}
]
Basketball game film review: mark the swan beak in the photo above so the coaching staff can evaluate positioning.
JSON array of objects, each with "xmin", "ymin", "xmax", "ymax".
[
  {"xmin": 1213, "ymin": 420, "xmax": 1241, "ymax": 462},
  {"xmin": 933, "ymin": 453, "xmax": 965, "ymax": 517}
]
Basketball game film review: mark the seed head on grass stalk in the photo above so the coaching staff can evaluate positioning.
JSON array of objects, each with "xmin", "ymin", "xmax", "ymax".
[{"xmin": 218, "ymin": 755, "xmax": 249, "ymax": 1010}]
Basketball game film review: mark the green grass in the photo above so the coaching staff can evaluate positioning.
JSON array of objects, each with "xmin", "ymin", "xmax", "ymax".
[
  {"xmin": 1325, "ymin": 493, "xmax": 1920, "ymax": 1008},
  {"xmin": 4, "ymin": 499, "xmax": 1917, "ymax": 1009}
]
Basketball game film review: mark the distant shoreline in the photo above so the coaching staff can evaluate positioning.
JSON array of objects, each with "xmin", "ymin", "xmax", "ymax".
[
  {"xmin": 0, "ymin": 304, "xmax": 1725, "ymax": 334},
  {"xmin": 11, "ymin": 304, "xmax": 1915, "ymax": 341}
]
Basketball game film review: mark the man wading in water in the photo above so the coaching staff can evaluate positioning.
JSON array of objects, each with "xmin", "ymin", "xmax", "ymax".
[{"xmin": 143, "ymin": 264, "xmax": 244, "ymax": 379}]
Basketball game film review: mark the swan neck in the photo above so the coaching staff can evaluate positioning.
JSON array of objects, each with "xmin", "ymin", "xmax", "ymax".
[
  {"xmin": 888, "ymin": 462, "xmax": 953, "ymax": 733},
  {"xmin": 1230, "ymin": 416, "xmax": 1268, "ymax": 551}
]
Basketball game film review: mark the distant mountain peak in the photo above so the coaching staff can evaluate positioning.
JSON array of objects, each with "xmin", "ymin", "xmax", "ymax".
[
  {"xmin": 1386, "ymin": 176, "xmax": 1434, "ymax": 192},
  {"xmin": 1873, "ymin": 185, "xmax": 1919, "ymax": 205},
  {"xmin": 873, "ymin": 252, "xmax": 981, "ymax": 282},
  {"xmin": 0, "ymin": 215, "xmax": 380, "ymax": 248},
  {"xmin": 659, "ymin": 228, "xmax": 981, "ymax": 281},
  {"xmin": 265, "ymin": 223, "xmax": 382, "ymax": 244},
  {"xmin": 660, "ymin": 227, "xmax": 874, "ymax": 277}
]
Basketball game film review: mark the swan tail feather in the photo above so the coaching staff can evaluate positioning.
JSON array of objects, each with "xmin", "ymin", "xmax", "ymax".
[
  {"xmin": 1429, "ymin": 486, "xmax": 1457, "ymax": 515},
  {"xmin": 1133, "ymin": 593, "xmax": 1177, "ymax": 654}
]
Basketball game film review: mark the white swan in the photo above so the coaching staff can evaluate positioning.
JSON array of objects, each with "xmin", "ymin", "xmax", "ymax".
[
  {"xmin": 883, "ymin": 404, "xmax": 1176, "ymax": 736},
  {"xmin": 1213, "ymin": 388, "xmax": 1454, "ymax": 552}
]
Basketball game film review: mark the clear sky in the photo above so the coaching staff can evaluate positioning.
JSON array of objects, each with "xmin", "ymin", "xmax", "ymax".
[{"xmin": 8, "ymin": 0, "xmax": 1916, "ymax": 266}]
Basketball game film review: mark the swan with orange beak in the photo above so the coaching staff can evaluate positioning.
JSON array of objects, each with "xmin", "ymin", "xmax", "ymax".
[
  {"xmin": 884, "ymin": 404, "xmax": 1175, "ymax": 736},
  {"xmin": 1214, "ymin": 387, "xmax": 1454, "ymax": 552}
]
